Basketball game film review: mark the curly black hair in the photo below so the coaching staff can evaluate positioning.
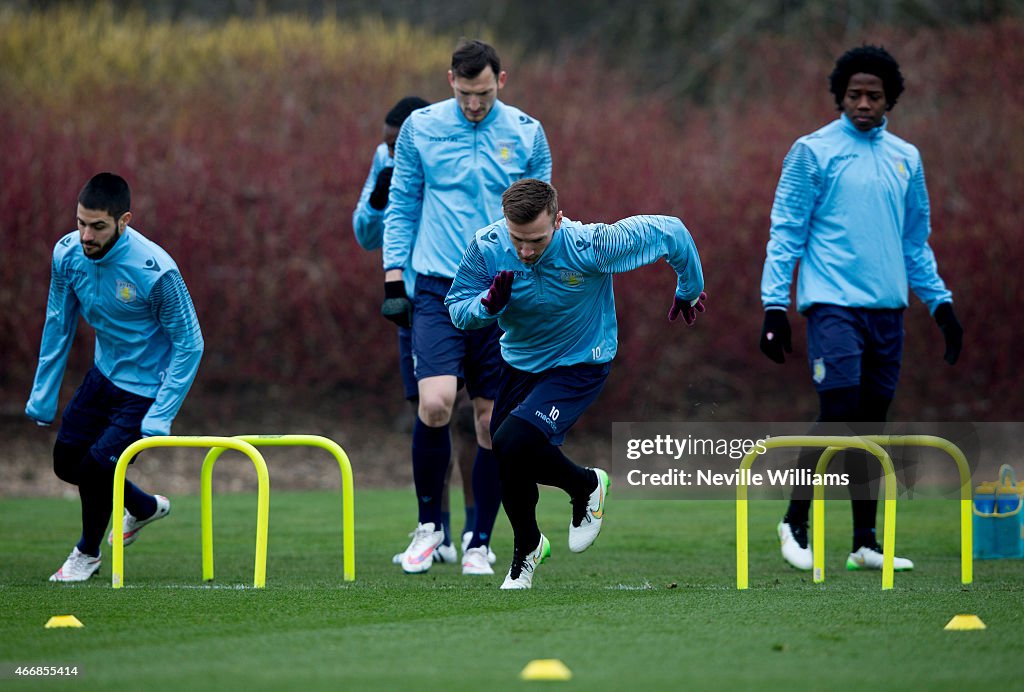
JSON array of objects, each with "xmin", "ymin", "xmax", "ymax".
[{"xmin": 829, "ymin": 45, "xmax": 905, "ymax": 111}]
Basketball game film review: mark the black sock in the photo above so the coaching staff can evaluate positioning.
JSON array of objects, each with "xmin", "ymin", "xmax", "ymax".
[
  {"xmin": 491, "ymin": 417, "xmax": 548, "ymax": 554},
  {"xmin": 853, "ymin": 527, "xmax": 878, "ymax": 552}
]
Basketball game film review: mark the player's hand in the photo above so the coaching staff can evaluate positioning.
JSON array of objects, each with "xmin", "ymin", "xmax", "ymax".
[
  {"xmin": 381, "ymin": 280, "xmax": 412, "ymax": 328},
  {"xmin": 667, "ymin": 291, "xmax": 706, "ymax": 325},
  {"xmin": 369, "ymin": 167, "xmax": 394, "ymax": 210},
  {"xmin": 481, "ymin": 271, "xmax": 514, "ymax": 315},
  {"xmin": 759, "ymin": 308, "xmax": 792, "ymax": 363},
  {"xmin": 933, "ymin": 302, "xmax": 963, "ymax": 365}
]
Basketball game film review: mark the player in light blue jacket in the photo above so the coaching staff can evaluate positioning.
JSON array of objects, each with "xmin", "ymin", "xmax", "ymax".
[
  {"xmin": 447, "ymin": 179, "xmax": 706, "ymax": 588},
  {"xmin": 380, "ymin": 40, "xmax": 552, "ymax": 576},
  {"xmin": 759, "ymin": 46, "xmax": 963, "ymax": 574},
  {"xmin": 352, "ymin": 96, "xmax": 427, "ymax": 398},
  {"xmin": 352, "ymin": 96, "xmax": 484, "ymax": 565},
  {"xmin": 26, "ymin": 173, "xmax": 203, "ymax": 582}
]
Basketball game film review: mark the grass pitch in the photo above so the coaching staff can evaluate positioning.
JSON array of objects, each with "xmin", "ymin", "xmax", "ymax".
[{"xmin": 1, "ymin": 488, "xmax": 1021, "ymax": 690}]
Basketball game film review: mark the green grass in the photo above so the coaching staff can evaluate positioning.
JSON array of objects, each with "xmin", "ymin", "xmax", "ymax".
[{"xmin": 1, "ymin": 489, "xmax": 1021, "ymax": 690}]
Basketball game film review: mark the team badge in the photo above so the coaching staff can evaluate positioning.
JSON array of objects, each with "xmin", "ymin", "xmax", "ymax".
[
  {"xmin": 560, "ymin": 270, "xmax": 584, "ymax": 287},
  {"xmin": 894, "ymin": 157, "xmax": 910, "ymax": 179},
  {"xmin": 812, "ymin": 357, "xmax": 826, "ymax": 384},
  {"xmin": 496, "ymin": 141, "xmax": 514, "ymax": 163},
  {"xmin": 116, "ymin": 279, "xmax": 137, "ymax": 304}
]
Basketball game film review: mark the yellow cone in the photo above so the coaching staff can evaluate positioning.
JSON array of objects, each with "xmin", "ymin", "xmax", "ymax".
[
  {"xmin": 520, "ymin": 659, "xmax": 573, "ymax": 681},
  {"xmin": 944, "ymin": 614, "xmax": 986, "ymax": 631},
  {"xmin": 45, "ymin": 615, "xmax": 84, "ymax": 629}
]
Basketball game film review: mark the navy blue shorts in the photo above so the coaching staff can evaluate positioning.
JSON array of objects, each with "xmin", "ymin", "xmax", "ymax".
[
  {"xmin": 805, "ymin": 304, "xmax": 904, "ymax": 398},
  {"xmin": 397, "ymin": 325, "xmax": 417, "ymax": 400},
  {"xmin": 56, "ymin": 366, "xmax": 154, "ymax": 469},
  {"xmin": 412, "ymin": 275, "xmax": 502, "ymax": 400},
  {"xmin": 491, "ymin": 362, "xmax": 610, "ymax": 446}
]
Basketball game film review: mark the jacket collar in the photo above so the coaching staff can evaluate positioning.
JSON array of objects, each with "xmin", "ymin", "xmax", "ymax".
[
  {"xmin": 840, "ymin": 112, "xmax": 887, "ymax": 140},
  {"xmin": 453, "ymin": 98, "xmax": 504, "ymax": 128}
]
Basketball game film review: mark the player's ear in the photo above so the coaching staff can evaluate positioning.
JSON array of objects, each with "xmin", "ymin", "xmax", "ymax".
[
  {"xmin": 554, "ymin": 211, "xmax": 563, "ymax": 230},
  {"xmin": 497, "ymin": 70, "xmax": 508, "ymax": 89},
  {"xmin": 118, "ymin": 211, "xmax": 132, "ymax": 232}
]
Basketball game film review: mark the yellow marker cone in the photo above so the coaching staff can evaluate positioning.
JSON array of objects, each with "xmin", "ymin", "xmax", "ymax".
[
  {"xmin": 520, "ymin": 659, "xmax": 572, "ymax": 681},
  {"xmin": 944, "ymin": 614, "xmax": 986, "ymax": 631},
  {"xmin": 44, "ymin": 615, "xmax": 84, "ymax": 629}
]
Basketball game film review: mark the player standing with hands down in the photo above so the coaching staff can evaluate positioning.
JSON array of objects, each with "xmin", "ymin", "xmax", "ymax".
[
  {"xmin": 447, "ymin": 179, "xmax": 706, "ymax": 589},
  {"xmin": 381, "ymin": 39, "xmax": 552, "ymax": 576},
  {"xmin": 26, "ymin": 173, "xmax": 203, "ymax": 582},
  {"xmin": 760, "ymin": 45, "xmax": 963, "ymax": 573},
  {"xmin": 352, "ymin": 95, "xmax": 491, "ymax": 565}
]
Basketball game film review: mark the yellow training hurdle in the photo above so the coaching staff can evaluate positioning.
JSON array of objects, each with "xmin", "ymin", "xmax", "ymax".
[
  {"xmin": 111, "ymin": 434, "xmax": 355, "ymax": 589},
  {"xmin": 811, "ymin": 435, "xmax": 972, "ymax": 585},
  {"xmin": 112, "ymin": 436, "xmax": 270, "ymax": 589},
  {"xmin": 736, "ymin": 435, "xmax": 897, "ymax": 590},
  {"xmin": 200, "ymin": 434, "xmax": 355, "ymax": 583}
]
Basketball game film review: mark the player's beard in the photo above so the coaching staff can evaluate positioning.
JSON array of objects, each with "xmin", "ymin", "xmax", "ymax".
[{"xmin": 83, "ymin": 228, "xmax": 122, "ymax": 260}]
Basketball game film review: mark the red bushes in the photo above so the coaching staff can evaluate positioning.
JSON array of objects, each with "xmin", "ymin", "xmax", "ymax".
[{"xmin": 2, "ymin": 16, "xmax": 1020, "ymax": 426}]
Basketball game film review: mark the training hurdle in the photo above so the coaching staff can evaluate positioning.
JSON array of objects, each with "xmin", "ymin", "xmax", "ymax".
[
  {"xmin": 200, "ymin": 434, "xmax": 355, "ymax": 583},
  {"xmin": 736, "ymin": 436, "xmax": 897, "ymax": 590},
  {"xmin": 112, "ymin": 436, "xmax": 270, "ymax": 589},
  {"xmin": 812, "ymin": 435, "xmax": 972, "ymax": 585}
]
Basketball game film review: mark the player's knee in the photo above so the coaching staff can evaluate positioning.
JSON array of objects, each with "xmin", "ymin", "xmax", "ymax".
[
  {"xmin": 492, "ymin": 416, "xmax": 544, "ymax": 463},
  {"xmin": 474, "ymin": 410, "xmax": 493, "ymax": 447},
  {"xmin": 52, "ymin": 441, "xmax": 86, "ymax": 485},
  {"xmin": 418, "ymin": 396, "xmax": 453, "ymax": 427}
]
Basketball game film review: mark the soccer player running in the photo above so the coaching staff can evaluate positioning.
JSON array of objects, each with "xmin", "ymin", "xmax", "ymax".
[
  {"xmin": 352, "ymin": 95, "xmax": 491, "ymax": 565},
  {"xmin": 447, "ymin": 179, "xmax": 706, "ymax": 589},
  {"xmin": 382, "ymin": 40, "xmax": 552, "ymax": 576},
  {"xmin": 759, "ymin": 45, "xmax": 963, "ymax": 573},
  {"xmin": 26, "ymin": 172, "xmax": 204, "ymax": 582}
]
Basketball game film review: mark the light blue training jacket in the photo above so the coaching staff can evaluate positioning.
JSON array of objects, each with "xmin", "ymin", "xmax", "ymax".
[
  {"xmin": 352, "ymin": 142, "xmax": 416, "ymax": 295},
  {"xmin": 761, "ymin": 113, "xmax": 952, "ymax": 314},
  {"xmin": 383, "ymin": 98, "xmax": 552, "ymax": 280},
  {"xmin": 352, "ymin": 142, "xmax": 391, "ymax": 251},
  {"xmin": 446, "ymin": 215, "xmax": 704, "ymax": 372},
  {"xmin": 26, "ymin": 228, "xmax": 204, "ymax": 436}
]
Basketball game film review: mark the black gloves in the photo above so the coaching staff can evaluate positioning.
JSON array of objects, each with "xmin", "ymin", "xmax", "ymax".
[
  {"xmin": 381, "ymin": 280, "xmax": 412, "ymax": 328},
  {"xmin": 933, "ymin": 302, "xmax": 963, "ymax": 365},
  {"xmin": 368, "ymin": 167, "xmax": 394, "ymax": 211},
  {"xmin": 759, "ymin": 308, "xmax": 792, "ymax": 364}
]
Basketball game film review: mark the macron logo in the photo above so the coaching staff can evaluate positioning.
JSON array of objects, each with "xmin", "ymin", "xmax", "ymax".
[{"xmin": 534, "ymin": 405, "xmax": 560, "ymax": 432}]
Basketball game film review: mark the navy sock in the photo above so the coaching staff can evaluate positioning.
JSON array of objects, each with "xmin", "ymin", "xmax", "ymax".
[
  {"xmin": 440, "ymin": 511, "xmax": 452, "ymax": 545},
  {"xmin": 411, "ymin": 418, "xmax": 450, "ymax": 528},
  {"xmin": 463, "ymin": 505, "xmax": 477, "ymax": 539},
  {"xmin": 467, "ymin": 447, "xmax": 501, "ymax": 549},
  {"xmin": 76, "ymin": 454, "xmax": 155, "ymax": 556}
]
